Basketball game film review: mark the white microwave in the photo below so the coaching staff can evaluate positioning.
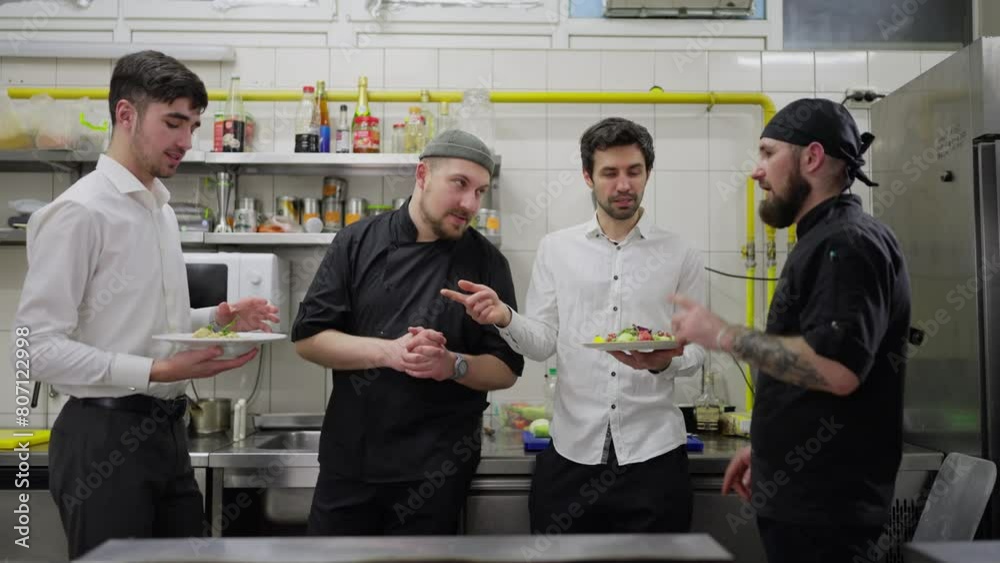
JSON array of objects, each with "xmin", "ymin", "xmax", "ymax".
[{"xmin": 183, "ymin": 252, "xmax": 291, "ymax": 333}]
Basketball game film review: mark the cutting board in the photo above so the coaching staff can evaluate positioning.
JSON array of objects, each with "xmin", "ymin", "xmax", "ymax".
[{"xmin": 0, "ymin": 429, "xmax": 51, "ymax": 450}]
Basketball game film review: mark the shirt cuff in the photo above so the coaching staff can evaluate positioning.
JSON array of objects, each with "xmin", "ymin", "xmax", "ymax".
[
  {"xmin": 110, "ymin": 353, "xmax": 154, "ymax": 393},
  {"xmin": 190, "ymin": 306, "xmax": 217, "ymax": 331},
  {"xmin": 494, "ymin": 306, "xmax": 521, "ymax": 346}
]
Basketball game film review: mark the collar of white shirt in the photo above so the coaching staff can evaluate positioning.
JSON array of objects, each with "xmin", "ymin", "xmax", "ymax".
[
  {"xmin": 583, "ymin": 208, "xmax": 655, "ymax": 243},
  {"xmin": 96, "ymin": 154, "xmax": 171, "ymax": 210}
]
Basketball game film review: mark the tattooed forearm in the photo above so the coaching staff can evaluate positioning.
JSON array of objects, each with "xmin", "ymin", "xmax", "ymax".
[{"xmin": 727, "ymin": 327, "xmax": 831, "ymax": 391}]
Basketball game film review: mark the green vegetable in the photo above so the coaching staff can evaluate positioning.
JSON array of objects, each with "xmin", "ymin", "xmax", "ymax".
[{"xmin": 529, "ymin": 418, "xmax": 550, "ymax": 438}]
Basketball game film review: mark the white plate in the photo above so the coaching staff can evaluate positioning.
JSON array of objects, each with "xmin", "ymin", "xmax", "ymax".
[
  {"xmin": 153, "ymin": 332, "xmax": 287, "ymax": 359},
  {"xmin": 583, "ymin": 340, "xmax": 681, "ymax": 352}
]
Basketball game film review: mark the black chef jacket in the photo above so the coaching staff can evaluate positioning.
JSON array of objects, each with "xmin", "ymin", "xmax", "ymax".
[
  {"xmin": 291, "ymin": 199, "xmax": 524, "ymax": 483},
  {"xmin": 750, "ymin": 194, "xmax": 911, "ymax": 527}
]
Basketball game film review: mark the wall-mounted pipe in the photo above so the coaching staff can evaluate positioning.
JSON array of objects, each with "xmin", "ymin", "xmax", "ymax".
[{"xmin": 7, "ymin": 85, "xmax": 780, "ymax": 410}]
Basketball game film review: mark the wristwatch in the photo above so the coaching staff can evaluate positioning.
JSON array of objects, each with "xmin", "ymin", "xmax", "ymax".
[{"xmin": 450, "ymin": 353, "xmax": 469, "ymax": 381}]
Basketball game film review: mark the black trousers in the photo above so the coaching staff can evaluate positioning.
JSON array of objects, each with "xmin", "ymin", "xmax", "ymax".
[
  {"xmin": 757, "ymin": 516, "xmax": 886, "ymax": 563},
  {"xmin": 307, "ymin": 454, "xmax": 480, "ymax": 536},
  {"xmin": 529, "ymin": 443, "xmax": 693, "ymax": 534},
  {"xmin": 49, "ymin": 398, "xmax": 204, "ymax": 560}
]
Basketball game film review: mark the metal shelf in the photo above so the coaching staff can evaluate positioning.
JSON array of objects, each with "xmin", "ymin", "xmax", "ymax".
[
  {"xmin": 0, "ymin": 229, "xmax": 26, "ymax": 244},
  {"xmin": 203, "ymin": 232, "xmax": 336, "ymax": 245},
  {"xmin": 204, "ymin": 152, "xmax": 419, "ymax": 176}
]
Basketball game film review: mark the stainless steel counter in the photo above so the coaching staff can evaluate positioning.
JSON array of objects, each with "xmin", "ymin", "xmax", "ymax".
[
  {"xmin": 79, "ymin": 534, "xmax": 734, "ymax": 562},
  {"xmin": 0, "ymin": 429, "xmax": 944, "ymax": 474},
  {"xmin": 904, "ymin": 541, "xmax": 1000, "ymax": 563}
]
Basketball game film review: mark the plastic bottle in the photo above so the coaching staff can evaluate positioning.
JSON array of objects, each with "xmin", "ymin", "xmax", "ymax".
[
  {"xmin": 294, "ymin": 85, "xmax": 318, "ymax": 153},
  {"xmin": 404, "ymin": 106, "xmax": 426, "ymax": 153},
  {"xmin": 317, "ymin": 80, "xmax": 330, "ymax": 153},
  {"xmin": 695, "ymin": 370, "xmax": 723, "ymax": 433},
  {"xmin": 420, "ymin": 89, "xmax": 436, "ymax": 141},
  {"xmin": 543, "ymin": 368, "xmax": 557, "ymax": 419}
]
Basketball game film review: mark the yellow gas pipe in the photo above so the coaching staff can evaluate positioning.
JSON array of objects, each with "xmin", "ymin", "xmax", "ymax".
[{"xmin": 8, "ymin": 86, "xmax": 781, "ymax": 410}]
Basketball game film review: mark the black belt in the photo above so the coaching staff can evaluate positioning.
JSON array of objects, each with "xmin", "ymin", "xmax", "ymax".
[{"xmin": 74, "ymin": 395, "xmax": 189, "ymax": 420}]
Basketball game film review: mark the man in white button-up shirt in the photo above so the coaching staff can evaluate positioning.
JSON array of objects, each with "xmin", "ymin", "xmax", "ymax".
[
  {"xmin": 12, "ymin": 51, "xmax": 277, "ymax": 560},
  {"xmin": 444, "ymin": 118, "xmax": 705, "ymax": 534}
]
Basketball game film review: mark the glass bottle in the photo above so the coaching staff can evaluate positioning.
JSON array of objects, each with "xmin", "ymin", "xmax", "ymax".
[
  {"xmin": 404, "ymin": 106, "xmax": 425, "ymax": 153},
  {"xmin": 419, "ymin": 89, "xmax": 436, "ymax": 141},
  {"xmin": 294, "ymin": 85, "xmax": 318, "ymax": 153},
  {"xmin": 695, "ymin": 370, "xmax": 723, "ymax": 433},
  {"xmin": 335, "ymin": 104, "xmax": 351, "ymax": 153},
  {"xmin": 222, "ymin": 75, "xmax": 245, "ymax": 153},
  {"xmin": 354, "ymin": 75, "xmax": 371, "ymax": 119}
]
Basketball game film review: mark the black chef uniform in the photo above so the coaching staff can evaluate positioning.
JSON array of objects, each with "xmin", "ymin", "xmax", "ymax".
[
  {"xmin": 292, "ymin": 197, "xmax": 524, "ymax": 535},
  {"xmin": 751, "ymin": 193, "xmax": 912, "ymax": 562}
]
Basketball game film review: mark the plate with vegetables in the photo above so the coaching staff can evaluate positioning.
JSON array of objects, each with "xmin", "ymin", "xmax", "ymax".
[
  {"xmin": 153, "ymin": 321, "xmax": 286, "ymax": 359},
  {"xmin": 583, "ymin": 325, "xmax": 681, "ymax": 352}
]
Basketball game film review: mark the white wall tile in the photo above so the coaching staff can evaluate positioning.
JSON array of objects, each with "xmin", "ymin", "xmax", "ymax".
[
  {"xmin": 492, "ymin": 359, "xmax": 547, "ymax": 403},
  {"xmin": 655, "ymin": 51, "xmax": 709, "ymax": 92},
  {"xmin": 708, "ymin": 106, "xmax": 760, "ymax": 171},
  {"xmin": 762, "ymin": 52, "xmax": 814, "ymax": 93},
  {"xmin": 276, "ymin": 48, "xmax": 331, "ymax": 89},
  {"xmin": 867, "ymin": 51, "xmax": 922, "ymax": 94},
  {"xmin": 705, "ymin": 351, "xmax": 751, "ymax": 412},
  {"xmin": 654, "ymin": 105, "xmax": 709, "ymax": 171},
  {"xmin": 0, "ymin": 172, "xmax": 53, "ymax": 204},
  {"xmin": 546, "ymin": 104, "xmax": 599, "ymax": 170},
  {"xmin": 708, "ymin": 52, "xmax": 761, "ymax": 91},
  {"xmin": 245, "ymin": 101, "xmax": 277, "ymax": 153},
  {"xmin": 655, "ymin": 171, "xmax": 710, "ymax": 252},
  {"xmin": 495, "ymin": 103, "xmax": 547, "ymax": 170},
  {"xmin": 601, "ymin": 51, "xmax": 654, "ymax": 92},
  {"xmin": 767, "ymin": 92, "xmax": 810, "ymax": 113},
  {"xmin": 501, "ymin": 250, "xmax": 538, "ymax": 331},
  {"xmin": 709, "ymin": 171, "xmax": 758, "ymax": 253},
  {"xmin": 499, "ymin": 170, "xmax": 548, "ymax": 251},
  {"xmin": 547, "ymin": 51, "xmax": 601, "ymax": 91},
  {"xmin": 493, "ymin": 50, "xmax": 546, "ymax": 90},
  {"xmin": 546, "ymin": 170, "xmax": 593, "ymax": 233},
  {"xmin": 330, "ymin": 48, "xmax": 384, "ymax": 89},
  {"xmin": 707, "ymin": 252, "xmax": 763, "ymax": 329},
  {"xmin": 920, "ymin": 51, "xmax": 954, "ymax": 74},
  {"xmin": 235, "ymin": 175, "xmax": 275, "ymax": 216},
  {"xmin": 213, "ymin": 350, "xmax": 270, "ymax": 413},
  {"xmin": 223, "ymin": 48, "xmax": 276, "ymax": 89},
  {"xmin": 384, "ymin": 48, "xmax": 438, "ymax": 89},
  {"xmin": 600, "ymin": 104, "xmax": 655, "ymax": 139},
  {"xmin": 814, "ymin": 52, "xmax": 867, "ymax": 93},
  {"xmin": 56, "ymin": 58, "xmax": 111, "ymax": 87},
  {"xmin": 383, "ymin": 175, "xmax": 416, "ymax": 204},
  {"xmin": 0, "ymin": 247, "xmax": 28, "ymax": 327},
  {"xmin": 182, "ymin": 61, "xmax": 223, "ymax": 89},
  {"xmin": 269, "ymin": 339, "xmax": 326, "ymax": 412},
  {"xmin": 3, "ymin": 57, "xmax": 56, "ymax": 85},
  {"xmin": 439, "ymin": 49, "xmax": 493, "ymax": 90}
]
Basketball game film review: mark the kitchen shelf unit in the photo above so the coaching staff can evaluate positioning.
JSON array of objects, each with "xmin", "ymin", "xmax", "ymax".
[{"xmin": 0, "ymin": 150, "xmax": 503, "ymax": 248}]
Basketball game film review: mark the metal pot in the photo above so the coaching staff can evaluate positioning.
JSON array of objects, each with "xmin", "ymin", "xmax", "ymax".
[{"xmin": 189, "ymin": 398, "xmax": 232, "ymax": 435}]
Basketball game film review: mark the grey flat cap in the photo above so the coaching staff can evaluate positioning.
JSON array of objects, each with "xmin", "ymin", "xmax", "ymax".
[{"xmin": 419, "ymin": 129, "xmax": 496, "ymax": 176}]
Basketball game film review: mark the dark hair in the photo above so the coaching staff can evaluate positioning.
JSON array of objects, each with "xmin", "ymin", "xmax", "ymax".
[
  {"xmin": 109, "ymin": 50, "xmax": 208, "ymax": 126},
  {"xmin": 580, "ymin": 117, "xmax": 655, "ymax": 176}
]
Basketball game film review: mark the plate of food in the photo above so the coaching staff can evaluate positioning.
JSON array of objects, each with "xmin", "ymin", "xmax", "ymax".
[
  {"xmin": 583, "ymin": 325, "xmax": 681, "ymax": 352},
  {"xmin": 154, "ymin": 321, "xmax": 286, "ymax": 359}
]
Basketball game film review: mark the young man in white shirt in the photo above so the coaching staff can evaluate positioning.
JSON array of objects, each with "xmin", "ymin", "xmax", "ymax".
[
  {"xmin": 12, "ymin": 50, "xmax": 278, "ymax": 559},
  {"xmin": 443, "ymin": 117, "xmax": 705, "ymax": 533}
]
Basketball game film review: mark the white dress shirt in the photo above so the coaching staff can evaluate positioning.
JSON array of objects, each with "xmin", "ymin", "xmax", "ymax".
[
  {"xmin": 498, "ymin": 209, "xmax": 706, "ymax": 465},
  {"xmin": 12, "ymin": 155, "xmax": 214, "ymax": 400}
]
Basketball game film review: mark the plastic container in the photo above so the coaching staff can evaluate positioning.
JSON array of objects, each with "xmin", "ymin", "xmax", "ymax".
[{"xmin": 497, "ymin": 401, "xmax": 548, "ymax": 431}]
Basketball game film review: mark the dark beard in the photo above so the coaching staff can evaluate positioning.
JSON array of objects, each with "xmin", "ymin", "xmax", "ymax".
[
  {"xmin": 419, "ymin": 193, "xmax": 467, "ymax": 240},
  {"xmin": 595, "ymin": 193, "xmax": 640, "ymax": 221},
  {"xmin": 759, "ymin": 168, "xmax": 811, "ymax": 229}
]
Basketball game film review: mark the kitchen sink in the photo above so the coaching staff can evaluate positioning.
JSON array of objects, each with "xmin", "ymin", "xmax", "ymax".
[{"xmin": 256, "ymin": 431, "xmax": 321, "ymax": 451}]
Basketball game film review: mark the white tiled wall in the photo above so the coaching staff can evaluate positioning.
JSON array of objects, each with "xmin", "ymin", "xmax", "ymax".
[{"xmin": 0, "ymin": 47, "xmax": 948, "ymax": 424}]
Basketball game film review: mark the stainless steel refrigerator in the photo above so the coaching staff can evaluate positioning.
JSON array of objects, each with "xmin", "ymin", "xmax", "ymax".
[{"xmin": 872, "ymin": 36, "xmax": 1000, "ymax": 538}]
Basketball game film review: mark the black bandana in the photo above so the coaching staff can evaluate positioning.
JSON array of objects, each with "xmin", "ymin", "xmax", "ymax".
[{"xmin": 761, "ymin": 98, "xmax": 878, "ymax": 188}]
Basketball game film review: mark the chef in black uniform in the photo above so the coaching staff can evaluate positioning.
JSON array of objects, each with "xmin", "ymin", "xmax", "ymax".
[
  {"xmin": 667, "ymin": 98, "xmax": 911, "ymax": 563},
  {"xmin": 292, "ymin": 129, "xmax": 524, "ymax": 535}
]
